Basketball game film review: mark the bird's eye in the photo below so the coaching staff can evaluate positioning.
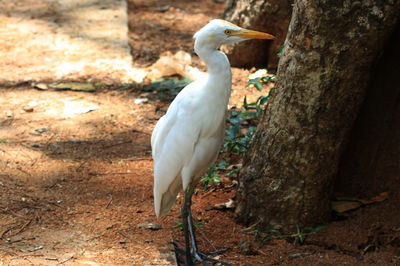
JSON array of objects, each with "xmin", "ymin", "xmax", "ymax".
[{"xmin": 224, "ymin": 29, "xmax": 232, "ymax": 35}]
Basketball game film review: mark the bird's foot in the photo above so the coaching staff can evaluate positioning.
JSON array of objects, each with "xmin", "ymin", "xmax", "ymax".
[
  {"xmin": 173, "ymin": 242, "xmax": 231, "ymax": 265},
  {"xmin": 193, "ymin": 250, "xmax": 232, "ymax": 266},
  {"xmin": 174, "ymin": 242, "xmax": 194, "ymax": 265}
]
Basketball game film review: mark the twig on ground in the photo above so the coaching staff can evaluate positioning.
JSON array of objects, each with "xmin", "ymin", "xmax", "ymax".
[
  {"xmin": 106, "ymin": 195, "xmax": 113, "ymax": 208},
  {"xmin": 132, "ymin": 129, "xmax": 151, "ymax": 135},
  {"xmin": 90, "ymin": 172, "xmax": 136, "ymax": 176},
  {"xmin": 17, "ymin": 254, "xmax": 43, "ymax": 258},
  {"xmin": 15, "ymin": 167, "xmax": 32, "ymax": 177},
  {"xmin": 8, "ymin": 237, "xmax": 36, "ymax": 244},
  {"xmin": 29, "ymin": 158, "xmax": 39, "ymax": 167},
  {"xmin": 44, "ymin": 133, "xmax": 56, "ymax": 151},
  {"xmin": 1, "ymin": 226, "xmax": 17, "ymax": 239},
  {"xmin": 76, "ymin": 160, "xmax": 88, "ymax": 172},
  {"xmin": 11, "ymin": 218, "xmax": 34, "ymax": 238},
  {"xmin": 56, "ymin": 254, "xmax": 75, "ymax": 265},
  {"xmin": 15, "ymin": 257, "xmax": 34, "ymax": 265},
  {"xmin": 200, "ymin": 187, "xmax": 216, "ymax": 198},
  {"xmin": 122, "ymin": 157, "xmax": 149, "ymax": 161},
  {"xmin": 257, "ymin": 249, "xmax": 267, "ymax": 256},
  {"xmin": 3, "ymin": 210, "xmax": 30, "ymax": 220},
  {"xmin": 197, "ymin": 228, "xmax": 218, "ymax": 251}
]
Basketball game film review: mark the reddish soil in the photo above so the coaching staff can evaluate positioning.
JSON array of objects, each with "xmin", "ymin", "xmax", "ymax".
[{"xmin": 1, "ymin": 0, "xmax": 399, "ymax": 265}]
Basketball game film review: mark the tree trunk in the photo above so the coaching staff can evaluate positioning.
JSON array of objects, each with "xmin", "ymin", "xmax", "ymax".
[
  {"xmin": 235, "ymin": 0, "xmax": 400, "ymax": 231},
  {"xmin": 335, "ymin": 23, "xmax": 400, "ymax": 198},
  {"xmin": 222, "ymin": 0, "xmax": 292, "ymax": 69}
]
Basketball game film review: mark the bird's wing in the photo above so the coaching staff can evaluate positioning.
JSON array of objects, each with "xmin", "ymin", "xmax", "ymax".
[
  {"xmin": 151, "ymin": 81, "xmax": 199, "ymax": 160},
  {"xmin": 152, "ymin": 82, "xmax": 203, "ymax": 217},
  {"xmin": 151, "ymin": 115, "xmax": 170, "ymax": 160}
]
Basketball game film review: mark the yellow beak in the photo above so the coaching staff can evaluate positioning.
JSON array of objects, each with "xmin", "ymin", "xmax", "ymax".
[{"xmin": 231, "ymin": 29, "xmax": 275, "ymax": 40}]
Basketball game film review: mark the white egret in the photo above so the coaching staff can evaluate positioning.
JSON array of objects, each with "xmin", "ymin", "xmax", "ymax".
[{"xmin": 152, "ymin": 19, "xmax": 274, "ymax": 265}]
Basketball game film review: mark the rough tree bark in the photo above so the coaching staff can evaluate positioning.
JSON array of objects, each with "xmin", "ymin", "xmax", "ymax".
[
  {"xmin": 235, "ymin": 0, "xmax": 400, "ymax": 230},
  {"xmin": 335, "ymin": 23, "xmax": 400, "ymax": 198},
  {"xmin": 222, "ymin": 0, "xmax": 292, "ymax": 68}
]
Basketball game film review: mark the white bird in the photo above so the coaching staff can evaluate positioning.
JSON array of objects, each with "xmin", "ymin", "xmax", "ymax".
[{"xmin": 152, "ymin": 19, "xmax": 274, "ymax": 265}]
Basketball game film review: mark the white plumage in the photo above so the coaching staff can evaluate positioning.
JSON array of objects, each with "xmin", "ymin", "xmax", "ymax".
[{"xmin": 151, "ymin": 18, "xmax": 274, "ymax": 265}]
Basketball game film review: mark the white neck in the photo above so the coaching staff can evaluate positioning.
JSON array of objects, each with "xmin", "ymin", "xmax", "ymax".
[
  {"xmin": 194, "ymin": 42, "xmax": 231, "ymax": 75},
  {"xmin": 194, "ymin": 42, "xmax": 232, "ymax": 100}
]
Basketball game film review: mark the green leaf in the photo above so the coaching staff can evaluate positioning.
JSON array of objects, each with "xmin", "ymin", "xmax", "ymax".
[
  {"xmin": 259, "ymin": 95, "xmax": 270, "ymax": 105},
  {"xmin": 174, "ymin": 220, "xmax": 204, "ymax": 231},
  {"xmin": 269, "ymin": 229, "xmax": 281, "ymax": 234},
  {"xmin": 261, "ymin": 236, "xmax": 271, "ymax": 244},
  {"xmin": 261, "ymin": 75, "xmax": 277, "ymax": 83},
  {"xmin": 243, "ymin": 95, "xmax": 248, "ymax": 108},
  {"xmin": 174, "ymin": 221, "xmax": 184, "ymax": 231},
  {"xmin": 227, "ymin": 168, "xmax": 240, "ymax": 177},
  {"xmin": 308, "ymin": 225, "xmax": 327, "ymax": 233},
  {"xmin": 248, "ymin": 77, "xmax": 261, "ymax": 83},
  {"xmin": 254, "ymin": 82, "xmax": 263, "ymax": 91},
  {"xmin": 277, "ymin": 45, "xmax": 284, "ymax": 57},
  {"xmin": 216, "ymin": 160, "xmax": 229, "ymax": 169},
  {"xmin": 295, "ymin": 224, "xmax": 305, "ymax": 244},
  {"xmin": 244, "ymin": 102, "xmax": 257, "ymax": 107},
  {"xmin": 213, "ymin": 176, "xmax": 221, "ymax": 183}
]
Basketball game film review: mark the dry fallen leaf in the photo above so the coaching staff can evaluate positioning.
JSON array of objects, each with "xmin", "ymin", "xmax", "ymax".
[
  {"xmin": 332, "ymin": 192, "xmax": 389, "ymax": 213},
  {"xmin": 331, "ymin": 200, "xmax": 363, "ymax": 213},
  {"xmin": 370, "ymin": 192, "xmax": 389, "ymax": 203},
  {"xmin": 211, "ymin": 199, "xmax": 236, "ymax": 210}
]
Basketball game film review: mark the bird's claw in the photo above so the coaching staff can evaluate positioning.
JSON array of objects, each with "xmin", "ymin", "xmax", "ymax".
[
  {"xmin": 194, "ymin": 250, "xmax": 232, "ymax": 265},
  {"xmin": 173, "ymin": 242, "xmax": 232, "ymax": 265}
]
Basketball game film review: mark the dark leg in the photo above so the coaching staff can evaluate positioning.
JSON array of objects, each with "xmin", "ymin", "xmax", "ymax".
[
  {"xmin": 181, "ymin": 186, "xmax": 194, "ymax": 265},
  {"xmin": 180, "ymin": 185, "xmax": 232, "ymax": 266}
]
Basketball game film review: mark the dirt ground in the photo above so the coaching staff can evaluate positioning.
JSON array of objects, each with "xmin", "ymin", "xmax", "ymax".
[{"xmin": 1, "ymin": 0, "xmax": 399, "ymax": 265}]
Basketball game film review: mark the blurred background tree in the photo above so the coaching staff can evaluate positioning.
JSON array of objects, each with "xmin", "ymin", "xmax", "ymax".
[
  {"xmin": 222, "ymin": 0, "xmax": 293, "ymax": 69},
  {"xmin": 233, "ymin": 0, "xmax": 400, "ymax": 231}
]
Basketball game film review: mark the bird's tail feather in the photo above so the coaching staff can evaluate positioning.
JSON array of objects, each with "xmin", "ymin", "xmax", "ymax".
[{"xmin": 154, "ymin": 174, "xmax": 182, "ymax": 217}]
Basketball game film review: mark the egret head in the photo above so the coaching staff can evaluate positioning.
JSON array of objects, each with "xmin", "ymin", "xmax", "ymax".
[{"xmin": 193, "ymin": 19, "xmax": 275, "ymax": 51}]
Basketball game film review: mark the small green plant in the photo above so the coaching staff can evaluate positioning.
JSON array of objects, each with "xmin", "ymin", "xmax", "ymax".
[
  {"xmin": 245, "ymin": 74, "xmax": 276, "ymax": 116},
  {"xmin": 200, "ymin": 70, "xmax": 276, "ymax": 189},
  {"xmin": 199, "ymin": 159, "xmax": 241, "ymax": 190},
  {"xmin": 293, "ymin": 224, "xmax": 327, "ymax": 244},
  {"xmin": 253, "ymin": 225, "xmax": 327, "ymax": 245},
  {"xmin": 256, "ymin": 228, "xmax": 282, "ymax": 245},
  {"xmin": 246, "ymin": 74, "xmax": 276, "ymax": 91},
  {"xmin": 223, "ymin": 70, "xmax": 276, "ymax": 157},
  {"xmin": 224, "ymin": 111, "xmax": 256, "ymax": 156},
  {"xmin": 174, "ymin": 220, "xmax": 204, "ymax": 231},
  {"xmin": 277, "ymin": 45, "xmax": 284, "ymax": 57},
  {"xmin": 200, "ymin": 163, "xmax": 222, "ymax": 190}
]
